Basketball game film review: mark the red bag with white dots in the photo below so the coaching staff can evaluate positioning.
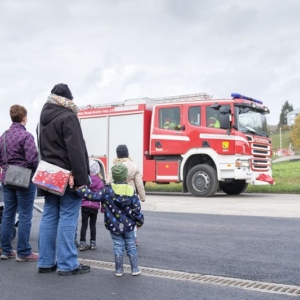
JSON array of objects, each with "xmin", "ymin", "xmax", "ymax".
[{"xmin": 32, "ymin": 160, "xmax": 71, "ymax": 196}]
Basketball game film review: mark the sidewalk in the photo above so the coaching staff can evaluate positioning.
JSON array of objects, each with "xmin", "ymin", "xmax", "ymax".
[{"xmin": 272, "ymin": 155, "xmax": 300, "ymax": 163}]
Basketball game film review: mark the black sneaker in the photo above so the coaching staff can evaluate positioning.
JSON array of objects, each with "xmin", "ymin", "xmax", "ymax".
[
  {"xmin": 58, "ymin": 264, "xmax": 90, "ymax": 276},
  {"xmin": 38, "ymin": 264, "xmax": 57, "ymax": 273}
]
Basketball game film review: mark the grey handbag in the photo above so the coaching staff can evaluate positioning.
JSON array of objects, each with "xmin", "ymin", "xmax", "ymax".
[{"xmin": 3, "ymin": 132, "xmax": 31, "ymax": 188}]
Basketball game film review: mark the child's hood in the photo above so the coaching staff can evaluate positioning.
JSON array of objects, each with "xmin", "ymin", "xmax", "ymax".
[
  {"xmin": 90, "ymin": 174, "xmax": 104, "ymax": 192},
  {"xmin": 111, "ymin": 183, "xmax": 135, "ymax": 205}
]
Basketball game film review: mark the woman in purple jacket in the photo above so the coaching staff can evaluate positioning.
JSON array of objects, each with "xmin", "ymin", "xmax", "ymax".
[
  {"xmin": 0, "ymin": 105, "xmax": 38, "ymax": 262},
  {"xmin": 79, "ymin": 160, "xmax": 104, "ymax": 251}
]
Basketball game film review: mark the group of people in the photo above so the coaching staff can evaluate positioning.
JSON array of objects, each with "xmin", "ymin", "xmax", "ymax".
[{"xmin": 0, "ymin": 83, "xmax": 146, "ymax": 277}]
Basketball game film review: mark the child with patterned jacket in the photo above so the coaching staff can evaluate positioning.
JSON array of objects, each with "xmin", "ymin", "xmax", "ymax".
[
  {"xmin": 79, "ymin": 160, "xmax": 104, "ymax": 251},
  {"xmin": 77, "ymin": 162, "xmax": 144, "ymax": 277},
  {"xmin": 107, "ymin": 145, "xmax": 146, "ymax": 246}
]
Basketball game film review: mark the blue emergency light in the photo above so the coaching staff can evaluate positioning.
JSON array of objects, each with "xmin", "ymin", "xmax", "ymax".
[{"xmin": 231, "ymin": 93, "xmax": 263, "ymax": 105}]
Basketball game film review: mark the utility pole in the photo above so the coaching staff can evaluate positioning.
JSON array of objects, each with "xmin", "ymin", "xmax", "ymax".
[{"xmin": 279, "ymin": 126, "xmax": 282, "ymax": 151}]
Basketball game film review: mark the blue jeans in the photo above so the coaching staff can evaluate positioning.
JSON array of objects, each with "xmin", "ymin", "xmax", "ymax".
[
  {"xmin": 38, "ymin": 191, "xmax": 81, "ymax": 271},
  {"xmin": 1, "ymin": 182, "xmax": 36, "ymax": 256},
  {"xmin": 110, "ymin": 230, "xmax": 137, "ymax": 257}
]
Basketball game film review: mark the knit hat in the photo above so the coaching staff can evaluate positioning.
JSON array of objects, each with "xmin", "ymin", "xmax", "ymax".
[
  {"xmin": 116, "ymin": 145, "xmax": 129, "ymax": 158},
  {"xmin": 89, "ymin": 159, "xmax": 100, "ymax": 175},
  {"xmin": 51, "ymin": 83, "xmax": 73, "ymax": 100},
  {"xmin": 111, "ymin": 162, "xmax": 128, "ymax": 182}
]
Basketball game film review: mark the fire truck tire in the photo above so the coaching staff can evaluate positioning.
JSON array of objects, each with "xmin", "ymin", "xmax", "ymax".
[
  {"xmin": 186, "ymin": 164, "xmax": 219, "ymax": 197},
  {"xmin": 219, "ymin": 180, "xmax": 248, "ymax": 195}
]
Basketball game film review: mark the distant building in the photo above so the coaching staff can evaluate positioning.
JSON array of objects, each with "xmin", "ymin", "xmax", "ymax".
[{"xmin": 287, "ymin": 108, "xmax": 300, "ymax": 126}]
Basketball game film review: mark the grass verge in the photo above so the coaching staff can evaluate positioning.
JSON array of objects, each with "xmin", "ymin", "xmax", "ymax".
[{"xmin": 145, "ymin": 161, "xmax": 300, "ymax": 194}]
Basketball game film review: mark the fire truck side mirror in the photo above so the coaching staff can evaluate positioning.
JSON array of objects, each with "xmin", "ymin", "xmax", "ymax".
[{"xmin": 219, "ymin": 106, "xmax": 231, "ymax": 130}]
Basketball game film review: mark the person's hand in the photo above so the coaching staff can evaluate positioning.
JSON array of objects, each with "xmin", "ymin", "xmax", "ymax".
[
  {"xmin": 76, "ymin": 185, "xmax": 88, "ymax": 192},
  {"xmin": 77, "ymin": 185, "xmax": 87, "ymax": 189}
]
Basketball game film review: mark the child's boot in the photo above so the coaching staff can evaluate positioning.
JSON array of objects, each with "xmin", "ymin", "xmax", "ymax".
[
  {"xmin": 79, "ymin": 241, "xmax": 89, "ymax": 251},
  {"xmin": 129, "ymin": 255, "xmax": 141, "ymax": 276},
  {"xmin": 115, "ymin": 255, "xmax": 124, "ymax": 277},
  {"xmin": 90, "ymin": 240, "xmax": 97, "ymax": 250}
]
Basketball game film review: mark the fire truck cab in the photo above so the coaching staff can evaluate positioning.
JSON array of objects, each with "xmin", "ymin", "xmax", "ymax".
[{"xmin": 78, "ymin": 92, "xmax": 273, "ymax": 197}]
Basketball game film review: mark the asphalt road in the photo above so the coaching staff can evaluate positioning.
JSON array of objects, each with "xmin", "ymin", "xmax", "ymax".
[{"xmin": 1, "ymin": 193, "xmax": 300, "ymax": 300}]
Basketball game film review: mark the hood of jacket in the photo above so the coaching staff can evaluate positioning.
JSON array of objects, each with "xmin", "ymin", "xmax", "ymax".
[
  {"xmin": 90, "ymin": 174, "xmax": 104, "ymax": 192},
  {"xmin": 111, "ymin": 182, "xmax": 134, "ymax": 201},
  {"xmin": 40, "ymin": 103, "xmax": 72, "ymax": 126}
]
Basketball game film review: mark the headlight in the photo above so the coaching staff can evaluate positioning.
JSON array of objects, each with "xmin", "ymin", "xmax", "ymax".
[{"xmin": 235, "ymin": 159, "xmax": 250, "ymax": 168}]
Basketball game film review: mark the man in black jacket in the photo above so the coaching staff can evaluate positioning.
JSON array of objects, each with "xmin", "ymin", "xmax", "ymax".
[{"xmin": 37, "ymin": 83, "xmax": 90, "ymax": 275}]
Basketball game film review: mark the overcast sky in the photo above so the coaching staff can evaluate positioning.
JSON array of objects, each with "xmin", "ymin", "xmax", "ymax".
[{"xmin": 1, "ymin": 0, "xmax": 299, "ymax": 137}]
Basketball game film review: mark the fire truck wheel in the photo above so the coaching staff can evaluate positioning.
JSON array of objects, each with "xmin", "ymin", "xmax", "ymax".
[
  {"xmin": 186, "ymin": 164, "xmax": 219, "ymax": 197},
  {"xmin": 219, "ymin": 180, "xmax": 248, "ymax": 195}
]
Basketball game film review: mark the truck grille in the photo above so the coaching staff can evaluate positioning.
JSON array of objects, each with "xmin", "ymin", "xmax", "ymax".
[{"xmin": 247, "ymin": 137, "xmax": 271, "ymax": 171}]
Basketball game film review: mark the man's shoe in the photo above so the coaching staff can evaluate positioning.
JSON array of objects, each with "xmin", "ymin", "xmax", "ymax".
[
  {"xmin": 16, "ymin": 252, "xmax": 39, "ymax": 262},
  {"xmin": 58, "ymin": 264, "xmax": 91, "ymax": 276},
  {"xmin": 1, "ymin": 250, "xmax": 16, "ymax": 260},
  {"xmin": 38, "ymin": 264, "xmax": 57, "ymax": 273}
]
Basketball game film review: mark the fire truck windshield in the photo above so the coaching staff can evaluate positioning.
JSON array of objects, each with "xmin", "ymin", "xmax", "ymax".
[{"xmin": 236, "ymin": 108, "xmax": 268, "ymax": 137}]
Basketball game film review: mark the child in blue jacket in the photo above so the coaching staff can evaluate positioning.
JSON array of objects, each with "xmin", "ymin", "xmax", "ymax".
[{"xmin": 77, "ymin": 162, "xmax": 144, "ymax": 276}]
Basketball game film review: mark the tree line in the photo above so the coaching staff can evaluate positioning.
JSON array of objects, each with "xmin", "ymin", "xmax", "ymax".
[{"xmin": 278, "ymin": 101, "xmax": 300, "ymax": 150}]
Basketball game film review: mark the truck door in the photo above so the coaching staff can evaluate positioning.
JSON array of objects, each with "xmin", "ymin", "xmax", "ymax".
[
  {"xmin": 181, "ymin": 105, "xmax": 202, "ymax": 153},
  {"xmin": 150, "ymin": 105, "xmax": 183, "ymax": 155}
]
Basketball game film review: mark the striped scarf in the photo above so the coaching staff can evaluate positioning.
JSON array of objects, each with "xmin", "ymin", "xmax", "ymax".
[{"xmin": 46, "ymin": 94, "xmax": 79, "ymax": 115}]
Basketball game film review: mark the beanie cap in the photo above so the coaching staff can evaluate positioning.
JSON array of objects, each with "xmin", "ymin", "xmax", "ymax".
[
  {"xmin": 116, "ymin": 144, "xmax": 129, "ymax": 158},
  {"xmin": 51, "ymin": 83, "xmax": 73, "ymax": 100},
  {"xmin": 111, "ymin": 162, "xmax": 128, "ymax": 182},
  {"xmin": 89, "ymin": 159, "xmax": 100, "ymax": 175}
]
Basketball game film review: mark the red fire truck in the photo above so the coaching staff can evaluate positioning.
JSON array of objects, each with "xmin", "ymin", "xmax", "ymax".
[{"xmin": 78, "ymin": 92, "xmax": 273, "ymax": 197}]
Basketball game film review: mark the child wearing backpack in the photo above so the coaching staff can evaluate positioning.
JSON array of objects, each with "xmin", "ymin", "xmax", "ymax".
[
  {"xmin": 79, "ymin": 160, "xmax": 104, "ymax": 251},
  {"xmin": 77, "ymin": 162, "xmax": 144, "ymax": 276}
]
